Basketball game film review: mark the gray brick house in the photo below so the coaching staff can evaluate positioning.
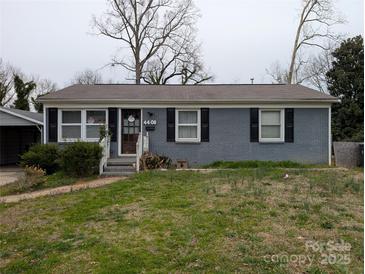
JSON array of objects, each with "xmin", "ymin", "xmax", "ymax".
[{"xmin": 38, "ymin": 84, "xmax": 337, "ymax": 174}]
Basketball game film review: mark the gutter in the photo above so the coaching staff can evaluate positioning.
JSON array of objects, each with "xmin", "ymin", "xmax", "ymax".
[{"xmin": 37, "ymin": 98, "xmax": 340, "ymax": 104}]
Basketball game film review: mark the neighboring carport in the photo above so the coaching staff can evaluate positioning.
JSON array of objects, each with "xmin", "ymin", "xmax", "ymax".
[{"xmin": 0, "ymin": 107, "xmax": 43, "ymax": 166}]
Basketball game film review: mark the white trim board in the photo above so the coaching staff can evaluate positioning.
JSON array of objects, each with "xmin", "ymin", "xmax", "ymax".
[
  {"xmin": 0, "ymin": 107, "xmax": 43, "ymax": 125},
  {"xmin": 57, "ymin": 109, "xmax": 108, "ymax": 143},
  {"xmin": 39, "ymin": 98, "xmax": 339, "ymax": 104},
  {"xmin": 175, "ymin": 108, "xmax": 201, "ymax": 143},
  {"xmin": 43, "ymin": 103, "xmax": 333, "ymax": 109},
  {"xmin": 258, "ymin": 109, "xmax": 285, "ymax": 143}
]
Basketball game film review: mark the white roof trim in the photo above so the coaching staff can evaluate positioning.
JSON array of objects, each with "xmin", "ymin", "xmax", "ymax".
[
  {"xmin": 0, "ymin": 108, "xmax": 43, "ymax": 125},
  {"xmin": 42, "ymin": 103, "xmax": 333, "ymax": 109},
  {"xmin": 38, "ymin": 98, "xmax": 339, "ymax": 103}
]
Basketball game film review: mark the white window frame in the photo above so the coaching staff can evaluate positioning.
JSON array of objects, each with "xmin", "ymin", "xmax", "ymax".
[
  {"xmin": 85, "ymin": 109, "xmax": 108, "ymax": 142},
  {"xmin": 58, "ymin": 109, "xmax": 82, "ymax": 142},
  {"xmin": 259, "ymin": 109, "xmax": 285, "ymax": 143},
  {"xmin": 175, "ymin": 109, "xmax": 201, "ymax": 143},
  {"xmin": 58, "ymin": 109, "xmax": 107, "ymax": 142}
]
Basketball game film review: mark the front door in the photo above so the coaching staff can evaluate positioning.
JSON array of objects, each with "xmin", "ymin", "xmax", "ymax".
[{"xmin": 121, "ymin": 109, "xmax": 140, "ymax": 154}]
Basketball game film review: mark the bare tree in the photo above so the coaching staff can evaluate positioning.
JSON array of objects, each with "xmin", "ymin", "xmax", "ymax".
[
  {"xmin": 30, "ymin": 78, "xmax": 58, "ymax": 112},
  {"xmin": 266, "ymin": 62, "xmax": 289, "ymax": 84},
  {"xmin": 301, "ymin": 43, "xmax": 335, "ymax": 92},
  {"xmin": 287, "ymin": 0, "xmax": 344, "ymax": 84},
  {"xmin": 142, "ymin": 31, "xmax": 212, "ymax": 84},
  {"xmin": 267, "ymin": 56, "xmax": 308, "ymax": 84},
  {"xmin": 268, "ymin": 41, "xmax": 336, "ymax": 93},
  {"xmin": 71, "ymin": 69, "xmax": 103, "ymax": 84},
  {"xmin": 0, "ymin": 59, "xmax": 16, "ymax": 106},
  {"xmin": 180, "ymin": 58, "xmax": 212, "ymax": 85},
  {"xmin": 93, "ymin": 0, "xmax": 198, "ymax": 84}
]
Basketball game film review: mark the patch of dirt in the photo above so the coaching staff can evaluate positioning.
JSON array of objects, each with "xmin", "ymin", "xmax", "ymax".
[
  {"xmin": 204, "ymin": 200, "xmax": 215, "ymax": 210},
  {"xmin": 256, "ymin": 232, "xmax": 275, "ymax": 243},
  {"xmin": 51, "ymin": 251, "xmax": 95, "ymax": 273},
  {"xmin": 217, "ymin": 184, "xmax": 231, "ymax": 194},
  {"xmin": 98, "ymin": 202, "xmax": 145, "ymax": 221},
  {"xmin": 221, "ymin": 236, "xmax": 245, "ymax": 258},
  {"xmin": 0, "ymin": 205, "xmax": 37, "ymax": 230},
  {"xmin": 0, "ymin": 257, "xmax": 11, "ymax": 268},
  {"xmin": 123, "ymin": 203, "xmax": 145, "ymax": 220}
]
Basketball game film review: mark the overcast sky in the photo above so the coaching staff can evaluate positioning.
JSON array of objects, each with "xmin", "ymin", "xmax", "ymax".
[{"xmin": 0, "ymin": 0, "xmax": 363, "ymax": 88}]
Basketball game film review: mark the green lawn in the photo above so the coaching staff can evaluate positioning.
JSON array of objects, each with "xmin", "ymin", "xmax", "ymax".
[{"xmin": 0, "ymin": 168, "xmax": 363, "ymax": 273}]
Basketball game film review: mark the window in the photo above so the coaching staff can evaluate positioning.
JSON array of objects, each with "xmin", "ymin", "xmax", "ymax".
[
  {"xmin": 61, "ymin": 110, "xmax": 81, "ymax": 140},
  {"xmin": 259, "ymin": 109, "xmax": 284, "ymax": 142},
  {"xmin": 58, "ymin": 109, "xmax": 107, "ymax": 142},
  {"xmin": 86, "ymin": 110, "xmax": 106, "ymax": 139},
  {"xmin": 176, "ymin": 109, "xmax": 200, "ymax": 142}
]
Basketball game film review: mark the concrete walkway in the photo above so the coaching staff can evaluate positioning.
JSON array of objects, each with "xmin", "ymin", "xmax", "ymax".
[
  {"xmin": 0, "ymin": 166, "xmax": 24, "ymax": 186},
  {"xmin": 0, "ymin": 177, "xmax": 124, "ymax": 203}
]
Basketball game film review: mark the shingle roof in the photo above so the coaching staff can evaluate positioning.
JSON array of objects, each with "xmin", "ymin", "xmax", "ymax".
[
  {"xmin": 0, "ymin": 107, "xmax": 43, "ymax": 124},
  {"xmin": 38, "ymin": 84, "xmax": 338, "ymax": 103}
]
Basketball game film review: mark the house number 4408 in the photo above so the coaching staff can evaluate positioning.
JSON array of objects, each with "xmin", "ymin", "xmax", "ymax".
[{"xmin": 144, "ymin": 120, "xmax": 157, "ymax": 125}]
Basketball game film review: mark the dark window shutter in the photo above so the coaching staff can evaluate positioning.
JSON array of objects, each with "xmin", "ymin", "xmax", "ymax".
[
  {"xmin": 48, "ymin": 108, "xmax": 58, "ymax": 142},
  {"xmin": 201, "ymin": 108, "xmax": 209, "ymax": 142},
  {"xmin": 250, "ymin": 108, "xmax": 259, "ymax": 142},
  {"xmin": 285, "ymin": 108, "xmax": 294, "ymax": 143},
  {"xmin": 108, "ymin": 108, "xmax": 118, "ymax": 142},
  {"xmin": 166, "ymin": 108, "xmax": 175, "ymax": 142}
]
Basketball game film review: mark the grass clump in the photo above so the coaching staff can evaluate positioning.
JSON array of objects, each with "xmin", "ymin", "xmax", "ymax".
[
  {"xmin": 203, "ymin": 160, "xmax": 310, "ymax": 169},
  {"xmin": 321, "ymin": 220, "xmax": 334, "ymax": 229}
]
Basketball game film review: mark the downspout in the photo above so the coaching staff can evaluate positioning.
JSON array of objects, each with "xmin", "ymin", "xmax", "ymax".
[
  {"xmin": 328, "ymin": 107, "xmax": 332, "ymax": 166},
  {"xmin": 43, "ymin": 107, "xmax": 47, "ymax": 144},
  {"xmin": 36, "ymin": 124, "xmax": 43, "ymax": 143}
]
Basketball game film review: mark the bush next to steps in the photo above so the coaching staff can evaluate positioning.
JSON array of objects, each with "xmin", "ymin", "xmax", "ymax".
[
  {"xmin": 20, "ymin": 144, "xmax": 61, "ymax": 174},
  {"xmin": 61, "ymin": 142, "xmax": 103, "ymax": 177}
]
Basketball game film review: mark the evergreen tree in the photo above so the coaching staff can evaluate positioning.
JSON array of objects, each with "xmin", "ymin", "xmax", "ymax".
[
  {"xmin": 31, "ymin": 95, "xmax": 44, "ymax": 113},
  {"xmin": 12, "ymin": 75, "xmax": 36, "ymax": 111},
  {"xmin": 327, "ymin": 35, "xmax": 364, "ymax": 141}
]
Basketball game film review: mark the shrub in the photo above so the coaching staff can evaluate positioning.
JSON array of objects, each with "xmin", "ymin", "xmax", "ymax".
[
  {"xmin": 14, "ymin": 166, "xmax": 46, "ymax": 192},
  {"xmin": 20, "ymin": 144, "xmax": 60, "ymax": 174},
  {"xmin": 61, "ymin": 142, "xmax": 102, "ymax": 177},
  {"xmin": 140, "ymin": 152, "xmax": 172, "ymax": 170}
]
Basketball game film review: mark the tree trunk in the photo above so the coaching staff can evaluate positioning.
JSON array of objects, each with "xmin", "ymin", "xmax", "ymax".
[
  {"xmin": 135, "ymin": 49, "xmax": 141, "ymax": 85},
  {"xmin": 135, "ymin": 68, "xmax": 141, "ymax": 84},
  {"xmin": 133, "ymin": 0, "xmax": 141, "ymax": 85},
  {"xmin": 288, "ymin": 23, "xmax": 302, "ymax": 84}
]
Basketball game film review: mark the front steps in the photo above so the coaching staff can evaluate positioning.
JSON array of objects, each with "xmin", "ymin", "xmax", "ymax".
[{"xmin": 102, "ymin": 156, "xmax": 136, "ymax": 177}]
